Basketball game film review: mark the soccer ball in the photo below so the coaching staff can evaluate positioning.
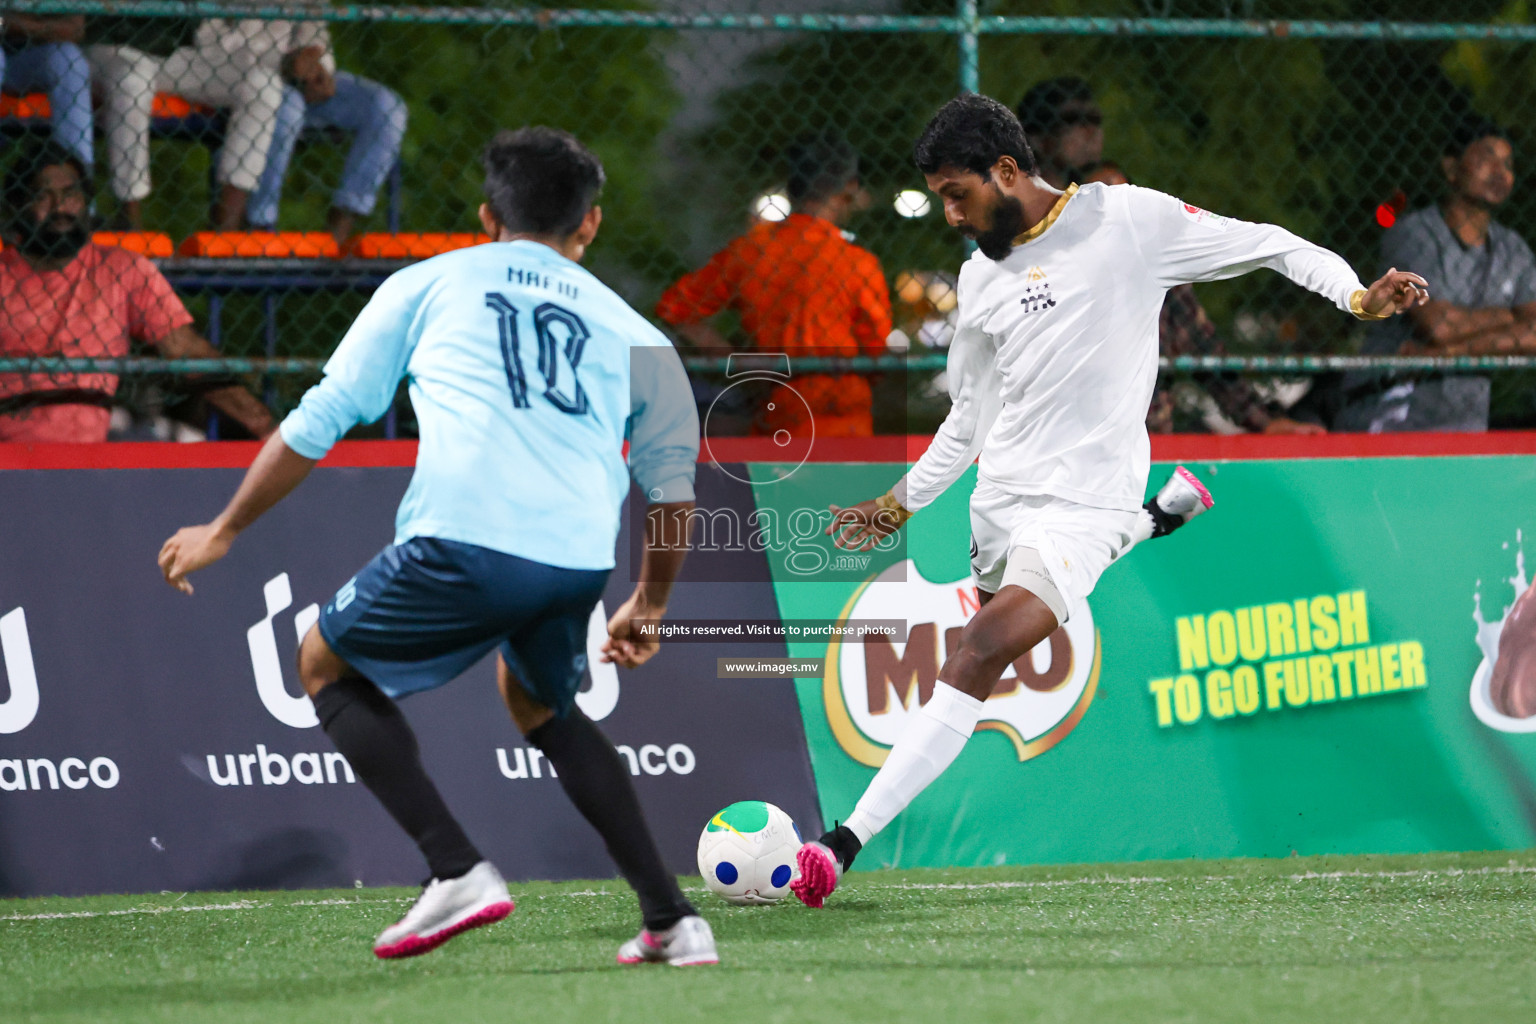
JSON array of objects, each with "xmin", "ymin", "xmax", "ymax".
[{"xmin": 697, "ymin": 800, "xmax": 802, "ymax": 905}]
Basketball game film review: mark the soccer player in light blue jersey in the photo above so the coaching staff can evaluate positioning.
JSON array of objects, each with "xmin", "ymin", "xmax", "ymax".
[{"xmin": 157, "ymin": 128, "xmax": 718, "ymax": 966}]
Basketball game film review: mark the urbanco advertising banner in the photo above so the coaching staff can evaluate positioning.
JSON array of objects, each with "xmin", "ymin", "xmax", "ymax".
[
  {"xmin": 756, "ymin": 456, "xmax": 1536, "ymax": 870},
  {"xmin": 0, "ymin": 462, "xmax": 820, "ymax": 897}
]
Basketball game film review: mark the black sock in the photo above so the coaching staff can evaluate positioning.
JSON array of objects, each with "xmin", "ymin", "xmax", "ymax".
[
  {"xmin": 819, "ymin": 824, "xmax": 863, "ymax": 871},
  {"xmin": 1144, "ymin": 497, "xmax": 1182, "ymax": 539},
  {"xmin": 313, "ymin": 676, "xmax": 482, "ymax": 881},
  {"xmin": 528, "ymin": 711, "xmax": 695, "ymax": 932}
]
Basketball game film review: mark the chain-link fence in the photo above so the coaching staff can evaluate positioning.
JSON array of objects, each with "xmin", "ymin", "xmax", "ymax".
[{"xmin": 4, "ymin": 1, "xmax": 1536, "ymax": 439}]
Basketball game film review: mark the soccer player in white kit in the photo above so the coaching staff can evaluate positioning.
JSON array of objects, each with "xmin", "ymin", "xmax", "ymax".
[{"xmin": 792, "ymin": 94, "xmax": 1430, "ymax": 907}]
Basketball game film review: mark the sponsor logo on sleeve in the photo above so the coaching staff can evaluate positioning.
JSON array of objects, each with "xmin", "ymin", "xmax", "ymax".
[{"xmin": 1180, "ymin": 202, "xmax": 1232, "ymax": 231}]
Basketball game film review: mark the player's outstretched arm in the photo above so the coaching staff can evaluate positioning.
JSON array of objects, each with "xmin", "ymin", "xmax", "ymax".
[
  {"xmin": 1141, "ymin": 188, "xmax": 1428, "ymax": 322},
  {"xmin": 157, "ymin": 433, "xmax": 318, "ymax": 594},
  {"xmin": 602, "ymin": 500, "xmax": 694, "ymax": 669}
]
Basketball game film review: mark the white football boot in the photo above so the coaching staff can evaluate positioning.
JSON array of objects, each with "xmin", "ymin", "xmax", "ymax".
[
  {"xmin": 1141, "ymin": 465, "xmax": 1215, "ymax": 540},
  {"xmin": 373, "ymin": 860, "xmax": 514, "ymax": 959},
  {"xmin": 616, "ymin": 915, "xmax": 719, "ymax": 966}
]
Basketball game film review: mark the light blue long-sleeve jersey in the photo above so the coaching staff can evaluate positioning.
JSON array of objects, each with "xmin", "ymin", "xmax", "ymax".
[{"xmin": 280, "ymin": 240, "xmax": 699, "ymax": 570}]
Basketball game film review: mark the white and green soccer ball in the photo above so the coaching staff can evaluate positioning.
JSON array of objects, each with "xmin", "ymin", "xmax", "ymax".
[{"xmin": 697, "ymin": 800, "xmax": 802, "ymax": 905}]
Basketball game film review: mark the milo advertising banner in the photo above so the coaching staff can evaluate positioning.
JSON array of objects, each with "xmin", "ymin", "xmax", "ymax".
[{"xmin": 751, "ymin": 456, "xmax": 1536, "ymax": 869}]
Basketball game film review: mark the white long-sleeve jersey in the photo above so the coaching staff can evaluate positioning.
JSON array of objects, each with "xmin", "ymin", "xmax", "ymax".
[{"xmin": 893, "ymin": 182, "xmax": 1373, "ymax": 513}]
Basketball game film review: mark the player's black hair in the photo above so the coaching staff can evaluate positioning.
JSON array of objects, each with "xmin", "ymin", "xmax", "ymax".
[
  {"xmin": 785, "ymin": 130, "xmax": 860, "ymax": 204},
  {"xmin": 2, "ymin": 137, "xmax": 90, "ymax": 229},
  {"xmin": 481, "ymin": 126, "xmax": 605, "ymax": 237},
  {"xmin": 1016, "ymin": 77, "xmax": 1096, "ymax": 138},
  {"xmin": 1444, "ymin": 114, "xmax": 1510, "ymax": 159},
  {"xmin": 913, "ymin": 93, "xmax": 1037, "ymax": 178}
]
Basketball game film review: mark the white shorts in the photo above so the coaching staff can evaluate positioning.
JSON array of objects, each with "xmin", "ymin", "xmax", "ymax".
[{"xmin": 968, "ymin": 478, "xmax": 1139, "ymax": 620}]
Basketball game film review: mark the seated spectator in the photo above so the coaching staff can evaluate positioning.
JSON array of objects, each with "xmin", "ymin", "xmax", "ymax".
[
  {"xmin": 1337, "ymin": 116, "xmax": 1535, "ymax": 432},
  {"xmin": 1017, "ymin": 77, "xmax": 1103, "ymax": 190},
  {"xmin": 1, "ymin": 12, "xmax": 93, "ymax": 170},
  {"xmin": 1339, "ymin": 117, "xmax": 1529, "ymax": 432},
  {"xmin": 0, "ymin": 139, "xmax": 275, "ymax": 442},
  {"xmin": 656, "ymin": 131, "xmax": 891, "ymax": 437},
  {"xmin": 85, "ymin": 8, "xmax": 292, "ymax": 230},
  {"xmin": 1081, "ymin": 161, "xmax": 1323, "ymax": 435},
  {"xmin": 237, "ymin": 11, "xmax": 406, "ymax": 240}
]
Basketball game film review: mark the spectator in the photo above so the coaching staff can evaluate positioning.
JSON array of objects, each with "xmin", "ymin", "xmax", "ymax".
[
  {"xmin": 240, "ymin": 8, "xmax": 406, "ymax": 240},
  {"xmin": 0, "ymin": 139, "xmax": 275, "ymax": 443},
  {"xmin": 1337, "ymin": 115, "xmax": 1535, "ymax": 432},
  {"xmin": 1081, "ymin": 160, "xmax": 1323, "ymax": 435},
  {"xmin": 1, "ymin": 12, "xmax": 93, "ymax": 171},
  {"xmin": 1016, "ymin": 77, "xmax": 1102, "ymax": 190},
  {"xmin": 656, "ymin": 130, "xmax": 891, "ymax": 437},
  {"xmin": 85, "ymin": 8, "xmax": 287, "ymax": 229}
]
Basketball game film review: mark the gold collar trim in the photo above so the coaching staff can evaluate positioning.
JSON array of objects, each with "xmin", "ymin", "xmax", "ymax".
[{"xmin": 1014, "ymin": 183, "xmax": 1078, "ymax": 245}]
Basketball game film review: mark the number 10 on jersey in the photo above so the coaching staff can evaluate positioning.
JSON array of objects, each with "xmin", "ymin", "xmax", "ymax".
[{"xmin": 485, "ymin": 292, "xmax": 590, "ymax": 415}]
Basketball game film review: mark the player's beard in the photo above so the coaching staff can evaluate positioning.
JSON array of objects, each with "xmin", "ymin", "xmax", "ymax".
[
  {"xmin": 16, "ymin": 211, "xmax": 90, "ymax": 261},
  {"xmin": 968, "ymin": 189, "xmax": 1026, "ymax": 261}
]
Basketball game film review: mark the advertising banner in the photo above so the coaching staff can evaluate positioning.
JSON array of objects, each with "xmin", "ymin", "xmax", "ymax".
[
  {"xmin": 758, "ymin": 456, "xmax": 1536, "ymax": 869},
  {"xmin": 0, "ymin": 463, "xmax": 820, "ymax": 897}
]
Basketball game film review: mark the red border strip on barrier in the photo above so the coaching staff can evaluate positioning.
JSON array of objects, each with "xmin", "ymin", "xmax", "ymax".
[
  {"xmin": 0, "ymin": 441, "xmax": 402, "ymax": 470},
  {"xmin": 1148, "ymin": 431, "xmax": 1536, "ymax": 461},
  {"xmin": 0, "ymin": 432, "xmax": 1533, "ymax": 471}
]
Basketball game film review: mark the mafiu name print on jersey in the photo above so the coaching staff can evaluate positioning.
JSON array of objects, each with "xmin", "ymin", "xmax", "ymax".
[{"xmin": 1019, "ymin": 266, "xmax": 1056, "ymax": 314}]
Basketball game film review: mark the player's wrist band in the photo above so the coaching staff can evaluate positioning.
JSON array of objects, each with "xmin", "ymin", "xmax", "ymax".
[
  {"xmin": 1349, "ymin": 289, "xmax": 1392, "ymax": 321},
  {"xmin": 875, "ymin": 491, "xmax": 913, "ymax": 525}
]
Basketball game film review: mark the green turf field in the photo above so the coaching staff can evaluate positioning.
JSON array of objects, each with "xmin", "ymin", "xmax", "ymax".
[{"xmin": 5, "ymin": 850, "xmax": 1535, "ymax": 1024}]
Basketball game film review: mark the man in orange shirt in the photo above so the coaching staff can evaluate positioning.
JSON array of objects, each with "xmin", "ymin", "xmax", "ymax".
[
  {"xmin": 656, "ymin": 132, "xmax": 892, "ymax": 436},
  {"xmin": 0, "ymin": 140, "xmax": 274, "ymax": 443}
]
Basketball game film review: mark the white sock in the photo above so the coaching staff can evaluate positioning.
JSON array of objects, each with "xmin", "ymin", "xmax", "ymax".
[
  {"xmin": 1131, "ymin": 506, "xmax": 1155, "ymax": 545},
  {"xmin": 843, "ymin": 682, "xmax": 985, "ymax": 845}
]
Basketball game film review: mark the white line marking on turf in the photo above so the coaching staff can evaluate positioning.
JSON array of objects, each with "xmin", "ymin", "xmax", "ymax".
[
  {"xmin": 1281, "ymin": 866, "xmax": 1536, "ymax": 881},
  {"xmin": 0, "ymin": 900, "xmax": 264, "ymax": 921},
  {"xmin": 890, "ymin": 876, "xmax": 1181, "ymax": 891},
  {"xmin": 889, "ymin": 865, "xmax": 1536, "ymax": 892},
  {"xmin": 0, "ymin": 896, "xmax": 414, "ymax": 922},
  {"xmin": 3, "ymin": 866, "xmax": 1533, "ymax": 922}
]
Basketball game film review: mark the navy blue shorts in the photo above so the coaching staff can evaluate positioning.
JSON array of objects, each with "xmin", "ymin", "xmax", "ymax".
[{"xmin": 317, "ymin": 537, "xmax": 610, "ymax": 715}]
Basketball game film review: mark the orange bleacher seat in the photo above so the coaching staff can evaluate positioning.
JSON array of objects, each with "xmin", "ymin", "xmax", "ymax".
[
  {"xmin": 0, "ymin": 233, "xmax": 173, "ymax": 257},
  {"xmin": 151, "ymin": 94, "xmax": 217, "ymax": 119},
  {"xmin": 349, "ymin": 233, "xmax": 491, "ymax": 259},
  {"xmin": 92, "ymin": 232, "xmax": 175, "ymax": 258},
  {"xmin": 0, "ymin": 93, "xmax": 51, "ymax": 119},
  {"xmin": 1, "ymin": 92, "xmax": 216, "ymax": 121},
  {"xmin": 178, "ymin": 231, "xmax": 342, "ymax": 259}
]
